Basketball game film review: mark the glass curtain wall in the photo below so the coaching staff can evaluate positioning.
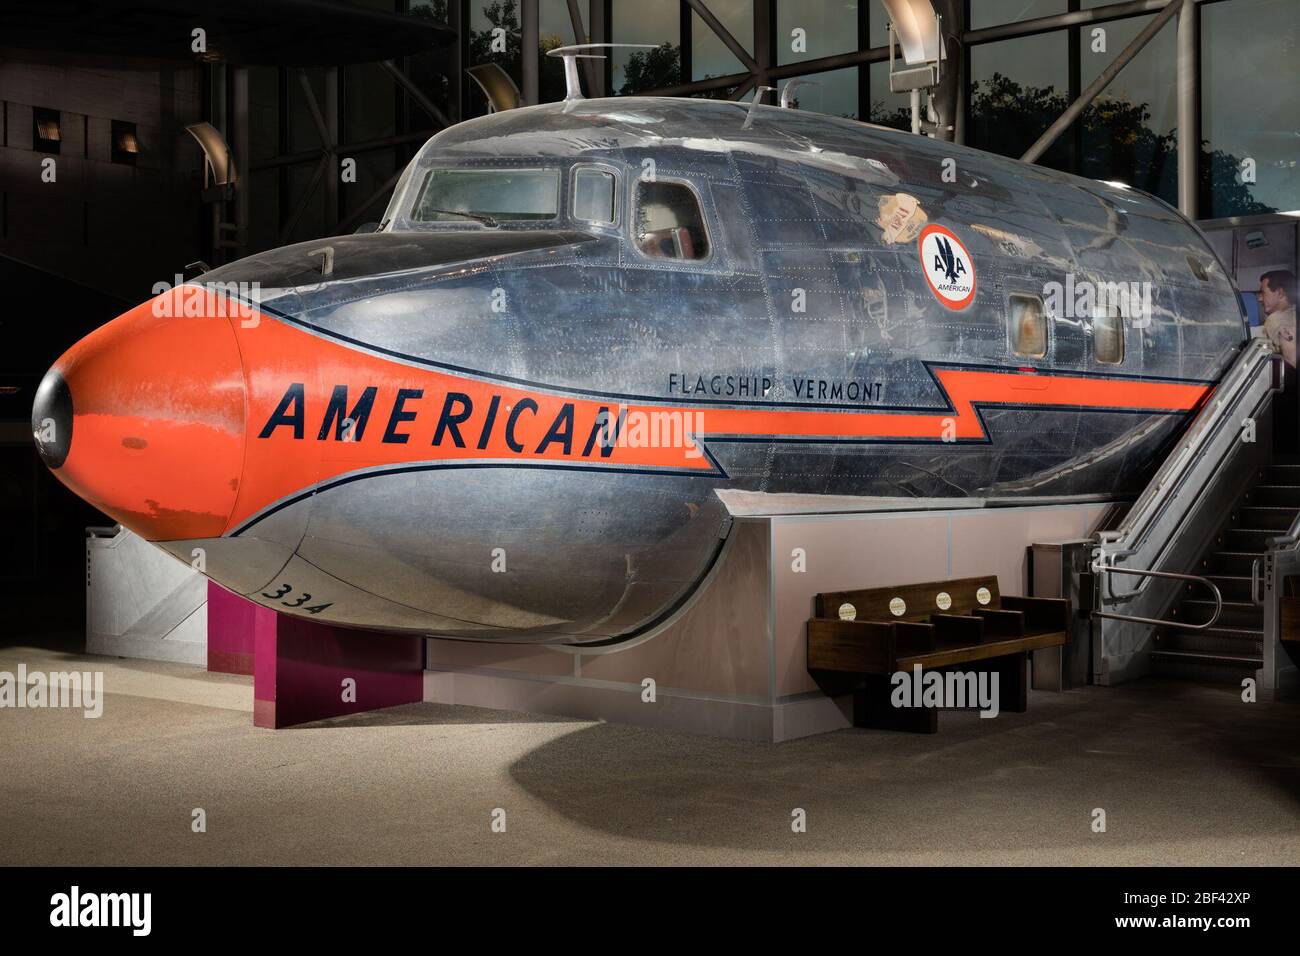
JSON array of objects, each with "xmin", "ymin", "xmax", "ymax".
[
  {"xmin": 245, "ymin": 0, "xmax": 1299, "ymax": 257},
  {"xmin": 964, "ymin": 0, "xmax": 1298, "ymax": 213}
]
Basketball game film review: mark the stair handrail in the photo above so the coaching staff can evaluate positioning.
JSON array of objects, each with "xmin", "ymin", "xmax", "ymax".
[
  {"xmin": 1247, "ymin": 508, "xmax": 1300, "ymax": 606},
  {"xmin": 1091, "ymin": 566, "xmax": 1223, "ymax": 629},
  {"xmin": 1264, "ymin": 506, "xmax": 1300, "ymax": 552},
  {"xmin": 1095, "ymin": 338, "xmax": 1283, "ymax": 599}
]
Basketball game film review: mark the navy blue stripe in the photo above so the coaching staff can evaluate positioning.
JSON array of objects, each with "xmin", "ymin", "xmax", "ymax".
[{"xmin": 235, "ymin": 294, "xmax": 1221, "ymax": 412}]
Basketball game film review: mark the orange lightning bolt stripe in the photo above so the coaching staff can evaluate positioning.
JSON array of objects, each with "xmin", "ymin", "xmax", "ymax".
[{"xmin": 220, "ymin": 300, "xmax": 1212, "ymax": 535}]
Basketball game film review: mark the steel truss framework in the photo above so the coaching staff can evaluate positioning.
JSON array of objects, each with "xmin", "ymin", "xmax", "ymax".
[{"xmin": 222, "ymin": 0, "xmax": 1243, "ymax": 263}]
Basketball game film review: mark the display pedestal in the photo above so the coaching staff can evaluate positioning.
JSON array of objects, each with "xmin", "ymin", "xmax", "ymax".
[
  {"xmin": 207, "ymin": 584, "xmax": 424, "ymax": 728},
  {"xmin": 206, "ymin": 503, "xmax": 1109, "ymax": 739},
  {"xmin": 426, "ymin": 501, "xmax": 1111, "ymax": 742}
]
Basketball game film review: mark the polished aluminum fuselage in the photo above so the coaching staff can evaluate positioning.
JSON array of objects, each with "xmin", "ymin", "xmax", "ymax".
[{"xmin": 169, "ymin": 97, "xmax": 1245, "ymax": 644}]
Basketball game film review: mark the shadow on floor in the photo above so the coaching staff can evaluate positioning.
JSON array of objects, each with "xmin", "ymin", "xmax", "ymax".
[
  {"xmin": 488, "ymin": 679, "xmax": 1300, "ymax": 852},
  {"xmin": 285, "ymin": 677, "xmax": 1300, "ymax": 853},
  {"xmin": 301, "ymin": 701, "xmax": 590, "ymax": 729}
]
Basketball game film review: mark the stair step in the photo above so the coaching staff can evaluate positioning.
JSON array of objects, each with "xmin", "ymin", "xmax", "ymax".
[
  {"xmin": 1172, "ymin": 599, "xmax": 1262, "ymax": 628},
  {"xmin": 1232, "ymin": 505, "xmax": 1299, "ymax": 530},
  {"xmin": 1158, "ymin": 624, "xmax": 1262, "ymax": 640},
  {"xmin": 1178, "ymin": 598, "xmax": 1256, "ymax": 611},
  {"xmin": 1202, "ymin": 551, "xmax": 1265, "ymax": 575},
  {"xmin": 1189, "ymin": 575, "xmax": 1254, "ymax": 601},
  {"xmin": 1150, "ymin": 649, "xmax": 1261, "ymax": 683},
  {"xmin": 1157, "ymin": 632, "xmax": 1263, "ymax": 658},
  {"xmin": 1245, "ymin": 485, "xmax": 1300, "ymax": 507},
  {"xmin": 1260, "ymin": 464, "xmax": 1300, "ymax": 485},
  {"xmin": 1221, "ymin": 528, "xmax": 1283, "ymax": 550},
  {"xmin": 1151, "ymin": 649, "xmax": 1261, "ymax": 665},
  {"xmin": 1159, "ymin": 624, "xmax": 1258, "ymax": 647}
]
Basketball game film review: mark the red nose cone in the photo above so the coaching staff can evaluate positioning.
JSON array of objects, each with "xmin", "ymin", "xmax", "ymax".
[{"xmin": 36, "ymin": 297, "xmax": 246, "ymax": 541}]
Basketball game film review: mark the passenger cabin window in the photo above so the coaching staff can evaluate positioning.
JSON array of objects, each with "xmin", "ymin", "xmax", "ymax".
[
  {"xmin": 1009, "ymin": 294, "xmax": 1047, "ymax": 358},
  {"xmin": 635, "ymin": 181, "xmax": 709, "ymax": 260},
  {"xmin": 1094, "ymin": 310, "xmax": 1126, "ymax": 364},
  {"xmin": 412, "ymin": 168, "xmax": 559, "ymax": 223},
  {"xmin": 573, "ymin": 168, "xmax": 616, "ymax": 224}
]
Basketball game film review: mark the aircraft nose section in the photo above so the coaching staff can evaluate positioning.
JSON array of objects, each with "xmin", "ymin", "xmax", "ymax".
[{"xmin": 34, "ymin": 297, "xmax": 247, "ymax": 541}]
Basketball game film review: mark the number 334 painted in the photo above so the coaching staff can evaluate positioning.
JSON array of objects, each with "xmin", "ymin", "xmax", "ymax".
[{"xmin": 260, "ymin": 582, "xmax": 334, "ymax": 615}]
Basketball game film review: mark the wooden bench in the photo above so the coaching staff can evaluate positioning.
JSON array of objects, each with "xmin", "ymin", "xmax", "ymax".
[{"xmin": 807, "ymin": 575, "xmax": 1070, "ymax": 733}]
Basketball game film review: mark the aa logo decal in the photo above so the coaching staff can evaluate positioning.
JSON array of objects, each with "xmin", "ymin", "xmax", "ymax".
[{"xmin": 919, "ymin": 224, "xmax": 976, "ymax": 310}]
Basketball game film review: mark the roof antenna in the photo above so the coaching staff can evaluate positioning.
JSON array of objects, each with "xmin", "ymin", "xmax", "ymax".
[
  {"xmin": 742, "ymin": 86, "xmax": 777, "ymax": 129},
  {"xmin": 779, "ymin": 78, "xmax": 820, "ymax": 109},
  {"xmin": 546, "ymin": 42, "xmax": 656, "ymax": 106}
]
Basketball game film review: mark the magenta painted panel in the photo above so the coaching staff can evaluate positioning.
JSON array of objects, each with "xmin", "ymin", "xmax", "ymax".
[
  {"xmin": 206, "ymin": 582, "xmax": 267, "ymax": 675},
  {"xmin": 253, "ymin": 614, "xmax": 423, "ymax": 729},
  {"xmin": 208, "ymin": 581, "xmax": 423, "ymax": 727}
]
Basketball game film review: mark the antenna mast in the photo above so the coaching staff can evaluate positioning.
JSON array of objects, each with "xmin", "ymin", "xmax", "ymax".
[{"xmin": 546, "ymin": 43, "xmax": 657, "ymax": 102}]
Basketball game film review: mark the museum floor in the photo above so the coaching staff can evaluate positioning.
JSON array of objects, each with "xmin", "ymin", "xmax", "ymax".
[{"xmin": 1, "ymin": 637, "xmax": 1298, "ymax": 866}]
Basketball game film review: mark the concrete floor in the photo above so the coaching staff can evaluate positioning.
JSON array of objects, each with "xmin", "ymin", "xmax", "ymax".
[{"xmin": 1, "ymin": 641, "xmax": 1298, "ymax": 865}]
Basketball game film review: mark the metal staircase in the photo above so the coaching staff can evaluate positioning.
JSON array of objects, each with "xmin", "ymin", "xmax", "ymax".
[
  {"xmin": 1154, "ymin": 460, "xmax": 1300, "ymax": 681},
  {"xmin": 1090, "ymin": 337, "xmax": 1296, "ymax": 688}
]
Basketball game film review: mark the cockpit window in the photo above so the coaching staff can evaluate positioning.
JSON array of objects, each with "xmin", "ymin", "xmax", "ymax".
[
  {"xmin": 413, "ymin": 168, "xmax": 559, "ymax": 223},
  {"xmin": 635, "ymin": 181, "xmax": 709, "ymax": 260},
  {"xmin": 573, "ymin": 167, "xmax": 616, "ymax": 224}
]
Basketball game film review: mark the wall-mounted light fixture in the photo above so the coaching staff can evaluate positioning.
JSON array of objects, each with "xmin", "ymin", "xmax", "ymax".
[
  {"xmin": 184, "ymin": 121, "xmax": 236, "ymax": 201},
  {"xmin": 111, "ymin": 120, "xmax": 139, "ymax": 166},
  {"xmin": 32, "ymin": 107, "xmax": 61, "ymax": 154}
]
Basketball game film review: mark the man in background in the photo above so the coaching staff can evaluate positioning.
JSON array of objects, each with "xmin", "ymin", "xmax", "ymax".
[
  {"xmin": 1259, "ymin": 270, "xmax": 1297, "ymax": 367},
  {"xmin": 1259, "ymin": 270, "xmax": 1298, "ymax": 452}
]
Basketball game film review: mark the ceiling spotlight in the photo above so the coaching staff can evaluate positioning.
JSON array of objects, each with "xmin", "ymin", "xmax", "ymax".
[{"xmin": 880, "ymin": 0, "xmax": 943, "ymax": 66}]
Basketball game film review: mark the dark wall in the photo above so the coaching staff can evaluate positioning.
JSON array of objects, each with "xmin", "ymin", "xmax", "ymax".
[
  {"xmin": 0, "ymin": 49, "xmax": 209, "ymax": 639},
  {"xmin": 0, "ymin": 49, "xmax": 207, "ymax": 302},
  {"xmin": 0, "ymin": 254, "xmax": 121, "ymax": 639}
]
